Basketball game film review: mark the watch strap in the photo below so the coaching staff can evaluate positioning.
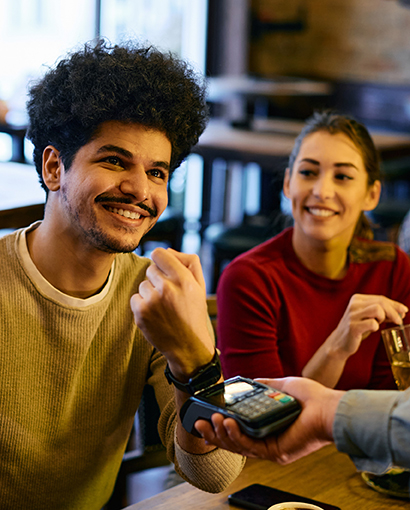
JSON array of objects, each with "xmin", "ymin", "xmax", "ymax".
[{"xmin": 164, "ymin": 350, "xmax": 222, "ymax": 395}]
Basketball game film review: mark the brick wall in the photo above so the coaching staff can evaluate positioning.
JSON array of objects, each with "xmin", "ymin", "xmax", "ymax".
[{"xmin": 250, "ymin": 0, "xmax": 410, "ymax": 85}]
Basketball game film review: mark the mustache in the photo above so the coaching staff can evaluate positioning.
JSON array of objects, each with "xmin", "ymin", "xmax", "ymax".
[{"xmin": 95, "ymin": 195, "xmax": 158, "ymax": 217}]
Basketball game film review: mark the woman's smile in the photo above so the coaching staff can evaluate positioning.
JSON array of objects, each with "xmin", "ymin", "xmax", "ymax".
[{"xmin": 305, "ymin": 206, "xmax": 339, "ymax": 218}]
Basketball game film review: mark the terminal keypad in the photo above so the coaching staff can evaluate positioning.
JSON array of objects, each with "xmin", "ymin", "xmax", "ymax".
[{"xmin": 228, "ymin": 389, "xmax": 294, "ymax": 419}]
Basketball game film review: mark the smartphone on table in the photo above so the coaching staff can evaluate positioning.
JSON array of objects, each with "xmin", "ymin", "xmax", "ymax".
[{"xmin": 228, "ymin": 484, "xmax": 341, "ymax": 510}]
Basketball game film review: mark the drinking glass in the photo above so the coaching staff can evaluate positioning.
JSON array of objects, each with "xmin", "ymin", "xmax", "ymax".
[
  {"xmin": 361, "ymin": 324, "xmax": 410, "ymax": 498},
  {"xmin": 382, "ymin": 324, "xmax": 410, "ymax": 390}
]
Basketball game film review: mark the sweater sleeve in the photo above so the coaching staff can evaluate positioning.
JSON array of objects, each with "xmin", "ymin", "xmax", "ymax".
[
  {"xmin": 174, "ymin": 428, "xmax": 246, "ymax": 493},
  {"xmin": 333, "ymin": 388, "xmax": 410, "ymax": 473},
  {"xmin": 217, "ymin": 257, "xmax": 284, "ymax": 380},
  {"xmin": 148, "ymin": 348, "xmax": 245, "ymax": 492}
]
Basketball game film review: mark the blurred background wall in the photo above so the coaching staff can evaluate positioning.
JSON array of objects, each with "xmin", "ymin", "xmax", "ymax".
[{"xmin": 249, "ymin": 0, "xmax": 410, "ymax": 85}]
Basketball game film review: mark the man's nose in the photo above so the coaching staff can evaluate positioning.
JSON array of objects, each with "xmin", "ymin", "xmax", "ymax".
[{"xmin": 119, "ymin": 166, "xmax": 149, "ymax": 201}]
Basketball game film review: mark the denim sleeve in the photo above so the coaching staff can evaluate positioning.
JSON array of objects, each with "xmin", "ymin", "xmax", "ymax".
[{"xmin": 333, "ymin": 388, "xmax": 410, "ymax": 474}]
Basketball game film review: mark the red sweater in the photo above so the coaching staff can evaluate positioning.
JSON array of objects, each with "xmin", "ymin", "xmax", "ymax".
[{"xmin": 217, "ymin": 227, "xmax": 410, "ymax": 390}]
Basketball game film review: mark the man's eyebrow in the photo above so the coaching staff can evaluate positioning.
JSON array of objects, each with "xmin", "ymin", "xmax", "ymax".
[
  {"xmin": 96, "ymin": 144, "xmax": 133, "ymax": 159},
  {"xmin": 153, "ymin": 161, "xmax": 171, "ymax": 172},
  {"xmin": 96, "ymin": 144, "xmax": 170, "ymax": 171}
]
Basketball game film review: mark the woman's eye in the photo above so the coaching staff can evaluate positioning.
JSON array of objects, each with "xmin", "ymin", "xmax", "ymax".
[
  {"xmin": 335, "ymin": 173, "xmax": 353, "ymax": 181},
  {"xmin": 298, "ymin": 169, "xmax": 315, "ymax": 177}
]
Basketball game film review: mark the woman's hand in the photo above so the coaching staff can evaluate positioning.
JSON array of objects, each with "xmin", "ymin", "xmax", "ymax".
[
  {"xmin": 326, "ymin": 294, "xmax": 407, "ymax": 357},
  {"xmin": 302, "ymin": 294, "xmax": 408, "ymax": 387}
]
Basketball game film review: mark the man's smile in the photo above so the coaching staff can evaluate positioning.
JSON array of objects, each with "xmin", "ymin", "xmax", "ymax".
[
  {"xmin": 106, "ymin": 206, "xmax": 142, "ymax": 220},
  {"xmin": 96, "ymin": 194, "xmax": 158, "ymax": 218}
]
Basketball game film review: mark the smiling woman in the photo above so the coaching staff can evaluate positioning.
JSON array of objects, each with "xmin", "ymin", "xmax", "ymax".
[
  {"xmin": 283, "ymin": 130, "xmax": 380, "ymax": 279},
  {"xmin": 217, "ymin": 110, "xmax": 410, "ymax": 392}
]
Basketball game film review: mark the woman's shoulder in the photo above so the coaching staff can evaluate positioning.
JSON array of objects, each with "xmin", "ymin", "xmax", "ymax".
[
  {"xmin": 219, "ymin": 227, "xmax": 294, "ymax": 283},
  {"xmin": 349, "ymin": 236, "xmax": 397, "ymax": 264},
  {"xmin": 235, "ymin": 226, "xmax": 294, "ymax": 263}
]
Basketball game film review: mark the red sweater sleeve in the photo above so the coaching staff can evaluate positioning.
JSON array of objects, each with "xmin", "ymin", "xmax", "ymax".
[{"xmin": 217, "ymin": 257, "xmax": 284, "ymax": 380}]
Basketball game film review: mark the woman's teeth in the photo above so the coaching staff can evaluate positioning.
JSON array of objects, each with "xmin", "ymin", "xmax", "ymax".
[{"xmin": 308, "ymin": 208, "xmax": 335, "ymax": 217}]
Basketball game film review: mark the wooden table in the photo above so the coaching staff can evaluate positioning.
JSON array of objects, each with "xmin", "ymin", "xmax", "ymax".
[
  {"xmin": 195, "ymin": 119, "xmax": 410, "ymax": 170},
  {"xmin": 206, "ymin": 76, "xmax": 333, "ymax": 124},
  {"xmin": 124, "ymin": 445, "xmax": 409, "ymax": 510},
  {"xmin": 207, "ymin": 76, "xmax": 333, "ymax": 103}
]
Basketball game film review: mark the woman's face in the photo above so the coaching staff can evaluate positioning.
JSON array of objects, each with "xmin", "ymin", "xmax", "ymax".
[{"xmin": 283, "ymin": 130, "xmax": 380, "ymax": 246}]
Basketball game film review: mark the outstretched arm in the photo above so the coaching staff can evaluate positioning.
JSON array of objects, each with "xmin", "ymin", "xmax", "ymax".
[
  {"xmin": 195, "ymin": 377, "xmax": 343, "ymax": 464},
  {"xmin": 196, "ymin": 377, "xmax": 410, "ymax": 474}
]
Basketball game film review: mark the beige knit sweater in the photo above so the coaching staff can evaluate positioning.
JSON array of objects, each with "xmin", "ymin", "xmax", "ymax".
[{"xmin": 0, "ymin": 227, "xmax": 244, "ymax": 509}]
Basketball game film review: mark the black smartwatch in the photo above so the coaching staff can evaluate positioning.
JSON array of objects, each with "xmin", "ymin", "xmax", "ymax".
[{"xmin": 164, "ymin": 350, "xmax": 222, "ymax": 395}]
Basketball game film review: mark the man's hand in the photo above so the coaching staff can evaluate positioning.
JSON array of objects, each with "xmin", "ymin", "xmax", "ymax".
[
  {"xmin": 130, "ymin": 247, "xmax": 215, "ymax": 380},
  {"xmin": 131, "ymin": 247, "xmax": 222, "ymax": 455},
  {"xmin": 194, "ymin": 377, "xmax": 345, "ymax": 464}
]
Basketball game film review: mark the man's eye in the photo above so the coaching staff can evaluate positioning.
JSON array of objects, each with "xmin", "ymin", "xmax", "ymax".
[
  {"xmin": 149, "ymin": 169, "xmax": 167, "ymax": 180},
  {"xmin": 105, "ymin": 156, "xmax": 123, "ymax": 167}
]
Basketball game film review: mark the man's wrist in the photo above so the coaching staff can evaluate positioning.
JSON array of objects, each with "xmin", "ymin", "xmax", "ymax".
[
  {"xmin": 165, "ymin": 350, "xmax": 222, "ymax": 395},
  {"xmin": 323, "ymin": 389, "xmax": 345, "ymax": 441},
  {"xmin": 165, "ymin": 340, "xmax": 220, "ymax": 381}
]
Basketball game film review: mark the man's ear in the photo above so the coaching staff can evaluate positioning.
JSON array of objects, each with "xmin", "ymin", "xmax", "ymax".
[
  {"xmin": 42, "ymin": 146, "xmax": 62, "ymax": 192},
  {"xmin": 283, "ymin": 167, "xmax": 291, "ymax": 199},
  {"xmin": 363, "ymin": 180, "xmax": 381, "ymax": 212}
]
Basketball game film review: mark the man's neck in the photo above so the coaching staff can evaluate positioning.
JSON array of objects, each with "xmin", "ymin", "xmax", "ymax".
[{"xmin": 26, "ymin": 222, "xmax": 116, "ymax": 299}]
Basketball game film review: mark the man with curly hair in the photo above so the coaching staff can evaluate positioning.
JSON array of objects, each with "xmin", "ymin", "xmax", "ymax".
[{"xmin": 0, "ymin": 40, "xmax": 244, "ymax": 509}]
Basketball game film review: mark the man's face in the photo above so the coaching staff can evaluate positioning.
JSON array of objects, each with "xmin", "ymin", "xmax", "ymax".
[{"xmin": 54, "ymin": 120, "xmax": 171, "ymax": 253}]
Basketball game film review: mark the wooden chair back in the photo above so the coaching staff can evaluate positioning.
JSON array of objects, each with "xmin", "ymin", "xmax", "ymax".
[{"xmin": 0, "ymin": 204, "xmax": 44, "ymax": 230}]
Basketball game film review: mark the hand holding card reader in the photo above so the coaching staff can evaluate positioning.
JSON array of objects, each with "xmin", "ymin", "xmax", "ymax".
[{"xmin": 180, "ymin": 376, "xmax": 301, "ymax": 438}]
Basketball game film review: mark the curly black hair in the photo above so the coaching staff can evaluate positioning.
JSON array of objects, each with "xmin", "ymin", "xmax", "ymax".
[{"xmin": 26, "ymin": 39, "xmax": 209, "ymax": 192}]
